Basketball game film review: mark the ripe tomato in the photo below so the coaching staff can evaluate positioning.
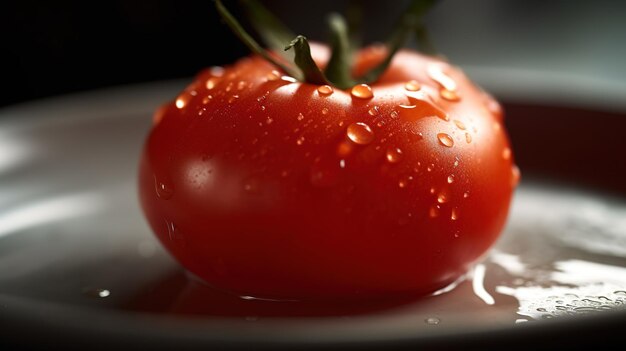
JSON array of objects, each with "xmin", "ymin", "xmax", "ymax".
[{"xmin": 139, "ymin": 44, "xmax": 518, "ymax": 300}]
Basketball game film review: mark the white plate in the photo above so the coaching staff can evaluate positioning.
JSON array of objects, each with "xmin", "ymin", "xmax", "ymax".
[{"xmin": 0, "ymin": 77, "xmax": 625, "ymax": 349}]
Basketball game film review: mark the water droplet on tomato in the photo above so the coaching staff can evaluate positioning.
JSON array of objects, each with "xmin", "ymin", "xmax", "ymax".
[
  {"xmin": 437, "ymin": 192, "xmax": 448, "ymax": 204},
  {"xmin": 386, "ymin": 147, "xmax": 403, "ymax": 163},
  {"xmin": 368, "ymin": 105, "xmax": 380, "ymax": 116},
  {"xmin": 265, "ymin": 117, "xmax": 273, "ymax": 125},
  {"xmin": 447, "ymin": 175, "xmax": 455, "ymax": 184},
  {"xmin": 502, "ymin": 147, "xmax": 512, "ymax": 160},
  {"xmin": 266, "ymin": 70, "xmax": 281, "ymax": 81},
  {"xmin": 154, "ymin": 177, "xmax": 173, "ymax": 199},
  {"xmin": 296, "ymin": 136, "xmax": 305, "ymax": 145},
  {"xmin": 390, "ymin": 110, "xmax": 399, "ymax": 119},
  {"xmin": 202, "ymin": 95, "xmax": 213, "ymax": 104},
  {"xmin": 351, "ymin": 84, "xmax": 374, "ymax": 99},
  {"xmin": 297, "ymin": 113, "xmax": 304, "ymax": 121},
  {"xmin": 429, "ymin": 205, "xmax": 440, "ymax": 218},
  {"xmin": 206, "ymin": 77, "xmax": 219, "ymax": 90},
  {"xmin": 465, "ymin": 133, "xmax": 472, "ymax": 143},
  {"xmin": 437, "ymin": 133, "xmax": 454, "ymax": 147},
  {"xmin": 511, "ymin": 164, "xmax": 521, "ymax": 187},
  {"xmin": 317, "ymin": 85, "xmax": 334, "ymax": 96},
  {"xmin": 463, "ymin": 191, "xmax": 469, "ymax": 198},
  {"xmin": 175, "ymin": 95, "xmax": 189, "ymax": 109},
  {"xmin": 427, "ymin": 64, "xmax": 457, "ymax": 91},
  {"xmin": 237, "ymin": 80, "xmax": 247, "ymax": 90},
  {"xmin": 451, "ymin": 208, "xmax": 459, "ymax": 220},
  {"xmin": 228, "ymin": 95, "xmax": 239, "ymax": 104},
  {"xmin": 404, "ymin": 80, "xmax": 421, "ymax": 91},
  {"xmin": 347, "ymin": 122, "xmax": 375, "ymax": 145},
  {"xmin": 453, "ymin": 119, "xmax": 466, "ymax": 130},
  {"xmin": 281, "ymin": 75, "xmax": 297, "ymax": 83},
  {"xmin": 427, "ymin": 164, "xmax": 434, "ymax": 172},
  {"xmin": 166, "ymin": 220, "xmax": 186, "ymax": 247},
  {"xmin": 440, "ymin": 89, "xmax": 460, "ymax": 101},
  {"xmin": 321, "ymin": 107, "xmax": 329, "ymax": 115}
]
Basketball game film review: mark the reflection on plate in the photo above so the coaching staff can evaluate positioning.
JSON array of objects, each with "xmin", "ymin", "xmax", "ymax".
[{"xmin": 0, "ymin": 79, "xmax": 625, "ymax": 348}]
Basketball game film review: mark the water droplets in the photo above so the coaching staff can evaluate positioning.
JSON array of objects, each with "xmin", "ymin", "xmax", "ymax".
[
  {"xmin": 404, "ymin": 80, "xmax": 421, "ymax": 91},
  {"xmin": 447, "ymin": 175, "xmax": 455, "ymax": 184},
  {"xmin": 427, "ymin": 64, "xmax": 457, "ymax": 92},
  {"xmin": 297, "ymin": 112, "xmax": 305, "ymax": 121},
  {"xmin": 166, "ymin": 220, "xmax": 186, "ymax": 247},
  {"xmin": 386, "ymin": 147, "xmax": 403, "ymax": 163},
  {"xmin": 351, "ymin": 84, "xmax": 374, "ymax": 99},
  {"xmin": 453, "ymin": 120, "xmax": 466, "ymax": 130},
  {"xmin": 465, "ymin": 133, "xmax": 472, "ymax": 144},
  {"xmin": 281, "ymin": 75, "xmax": 297, "ymax": 83},
  {"xmin": 437, "ymin": 133, "xmax": 454, "ymax": 147},
  {"xmin": 502, "ymin": 147, "xmax": 512, "ymax": 160},
  {"xmin": 154, "ymin": 177, "xmax": 173, "ymax": 199},
  {"xmin": 296, "ymin": 136, "xmax": 305, "ymax": 146},
  {"xmin": 425, "ymin": 317, "xmax": 441, "ymax": 325},
  {"xmin": 317, "ymin": 85, "xmax": 334, "ymax": 96},
  {"xmin": 83, "ymin": 288, "xmax": 111, "ymax": 298},
  {"xmin": 347, "ymin": 122, "xmax": 375, "ymax": 145},
  {"xmin": 511, "ymin": 165, "xmax": 521, "ymax": 187},
  {"xmin": 175, "ymin": 95, "xmax": 190, "ymax": 109},
  {"xmin": 321, "ymin": 107, "xmax": 329, "ymax": 115},
  {"xmin": 206, "ymin": 77, "xmax": 219, "ymax": 90},
  {"xmin": 440, "ymin": 89, "xmax": 460, "ymax": 101},
  {"xmin": 368, "ymin": 105, "xmax": 380, "ymax": 116},
  {"xmin": 437, "ymin": 192, "xmax": 449, "ymax": 204},
  {"xmin": 266, "ymin": 70, "xmax": 281, "ymax": 81},
  {"xmin": 451, "ymin": 208, "xmax": 459, "ymax": 221},
  {"xmin": 228, "ymin": 94, "xmax": 240, "ymax": 104},
  {"xmin": 429, "ymin": 205, "xmax": 441, "ymax": 218}
]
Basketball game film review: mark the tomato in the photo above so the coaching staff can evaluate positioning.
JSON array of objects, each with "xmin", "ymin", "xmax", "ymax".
[{"xmin": 138, "ymin": 44, "xmax": 518, "ymax": 300}]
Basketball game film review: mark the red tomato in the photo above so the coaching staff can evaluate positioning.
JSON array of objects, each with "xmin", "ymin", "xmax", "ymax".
[{"xmin": 139, "ymin": 44, "xmax": 518, "ymax": 300}]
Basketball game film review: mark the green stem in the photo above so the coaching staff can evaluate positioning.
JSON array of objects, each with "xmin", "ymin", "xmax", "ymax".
[
  {"xmin": 324, "ymin": 13, "xmax": 355, "ymax": 89},
  {"xmin": 357, "ymin": 0, "xmax": 437, "ymax": 83},
  {"xmin": 285, "ymin": 36, "xmax": 329, "ymax": 85},
  {"xmin": 239, "ymin": 0, "xmax": 295, "ymax": 61},
  {"xmin": 215, "ymin": 0, "xmax": 300, "ymax": 78}
]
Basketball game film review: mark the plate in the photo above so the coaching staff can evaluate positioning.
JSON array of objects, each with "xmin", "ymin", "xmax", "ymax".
[{"xmin": 0, "ymin": 71, "xmax": 625, "ymax": 350}]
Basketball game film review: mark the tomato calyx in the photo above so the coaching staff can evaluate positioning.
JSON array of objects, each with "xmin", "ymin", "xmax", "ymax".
[{"xmin": 215, "ymin": 0, "xmax": 438, "ymax": 89}]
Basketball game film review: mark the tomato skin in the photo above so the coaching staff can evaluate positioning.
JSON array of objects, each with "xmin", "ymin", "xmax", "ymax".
[{"xmin": 139, "ymin": 45, "xmax": 516, "ymax": 299}]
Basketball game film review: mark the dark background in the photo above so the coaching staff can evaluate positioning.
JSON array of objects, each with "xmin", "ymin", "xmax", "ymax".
[{"xmin": 2, "ymin": 0, "xmax": 625, "ymax": 108}]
